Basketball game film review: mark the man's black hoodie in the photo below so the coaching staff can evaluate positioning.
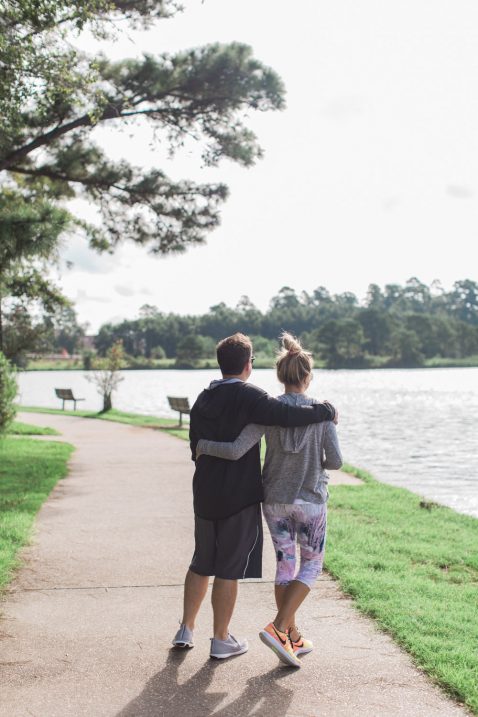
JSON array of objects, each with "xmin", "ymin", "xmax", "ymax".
[{"xmin": 190, "ymin": 381, "xmax": 335, "ymax": 520}]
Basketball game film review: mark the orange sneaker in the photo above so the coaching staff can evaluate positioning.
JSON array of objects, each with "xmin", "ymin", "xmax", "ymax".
[
  {"xmin": 259, "ymin": 622, "xmax": 301, "ymax": 668},
  {"xmin": 291, "ymin": 632, "xmax": 313, "ymax": 656}
]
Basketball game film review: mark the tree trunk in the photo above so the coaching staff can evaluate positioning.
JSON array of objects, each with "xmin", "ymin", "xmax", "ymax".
[
  {"xmin": 102, "ymin": 393, "xmax": 112, "ymax": 412},
  {"xmin": 0, "ymin": 294, "xmax": 3, "ymax": 354}
]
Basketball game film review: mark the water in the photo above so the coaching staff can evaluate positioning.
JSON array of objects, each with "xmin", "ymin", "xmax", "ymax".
[{"xmin": 17, "ymin": 367, "xmax": 478, "ymax": 518}]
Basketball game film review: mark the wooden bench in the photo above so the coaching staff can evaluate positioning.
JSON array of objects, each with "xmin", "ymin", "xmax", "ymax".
[
  {"xmin": 55, "ymin": 388, "xmax": 85, "ymax": 411},
  {"xmin": 167, "ymin": 396, "xmax": 191, "ymax": 427}
]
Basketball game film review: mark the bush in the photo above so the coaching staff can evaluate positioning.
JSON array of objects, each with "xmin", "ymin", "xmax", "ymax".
[
  {"xmin": 82, "ymin": 350, "xmax": 95, "ymax": 370},
  {"xmin": 0, "ymin": 351, "xmax": 17, "ymax": 433},
  {"xmin": 150, "ymin": 345, "xmax": 166, "ymax": 359},
  {"xmin": 250, "ymin": 335, "xmax": 277, "ymax": 358}
]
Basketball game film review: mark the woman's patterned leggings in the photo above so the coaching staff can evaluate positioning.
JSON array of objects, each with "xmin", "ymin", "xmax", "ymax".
[{"xmin": 262, "ymin": 503, "xmax": 327, "ymax": 589}]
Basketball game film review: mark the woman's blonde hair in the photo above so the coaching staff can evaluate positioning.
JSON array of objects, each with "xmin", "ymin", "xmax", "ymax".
[{"xmin": 276, "ymin": 331, "xmax": 313, "ymax": 386}]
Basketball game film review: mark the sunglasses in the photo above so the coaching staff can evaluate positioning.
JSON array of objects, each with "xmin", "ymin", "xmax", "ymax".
[{"xmin": 251, "ymin": 355, "xmax": 256, "ymax": 364}]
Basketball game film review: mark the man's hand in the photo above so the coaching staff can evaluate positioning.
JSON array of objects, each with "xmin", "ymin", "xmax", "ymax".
[{"xmin": 324, "ymin": 400, "xmax": 339, "ymax": 425}]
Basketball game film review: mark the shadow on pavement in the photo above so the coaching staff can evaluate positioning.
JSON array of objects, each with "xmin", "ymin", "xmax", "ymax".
[{"xmin": 116, "ymin": 649, "xmax": 294, "ymax": 717}]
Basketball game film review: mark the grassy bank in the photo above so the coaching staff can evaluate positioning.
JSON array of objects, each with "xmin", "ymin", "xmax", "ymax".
[
  {"xmin": 18, "ymin": 406, "xmax": 188, "ymax": 440},
  {"xmin": 0, "ymin": 435, "xmax": 74, "ymax": 592},
  {"xmin": 23, "ymin": 356, "xmax": 478, "ymax": 371},
  {"xmin": 327, "ymin": 464, "xmax": 478, "ymax": 714},
  {"xmin": 24, "ymin": 357, "xmax": 281, "ymax": 371},
  {"xmin": 9, "ymin": 421, "xmax": 60, "ymax": 436}
]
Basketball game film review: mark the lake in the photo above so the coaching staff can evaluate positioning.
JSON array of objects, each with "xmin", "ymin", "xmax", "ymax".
[{"xmin": 17, "ymin": 367, "xmax": 478, "ymax": 518}]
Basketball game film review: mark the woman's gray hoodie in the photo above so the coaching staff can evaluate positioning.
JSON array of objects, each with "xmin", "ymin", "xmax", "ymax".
[{"xmin": 197, "ymin": 392, "xmax": 343, "ymax": 505}]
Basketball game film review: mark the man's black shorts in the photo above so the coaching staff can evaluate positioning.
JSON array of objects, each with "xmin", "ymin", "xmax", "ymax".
[{"xmin": 189, "ymin": 503, "xmax": 263, "ymax": 580}]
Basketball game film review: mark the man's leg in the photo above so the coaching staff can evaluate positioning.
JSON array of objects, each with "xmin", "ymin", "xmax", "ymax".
[
  {"xmin": 211, "ymin": 577, "xmax": 238, "ymax": 640},
  {"xmin": 181, "ymin": 569, "xmax": 209, "ymax": 630}
]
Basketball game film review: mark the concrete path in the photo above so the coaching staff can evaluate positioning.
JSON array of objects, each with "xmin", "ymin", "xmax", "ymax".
[{"xmin": 0, "ymin": 413, "xmax": 470, "ymax": 717}]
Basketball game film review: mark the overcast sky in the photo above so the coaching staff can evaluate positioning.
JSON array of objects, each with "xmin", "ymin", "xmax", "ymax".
[{"xmin": 58, "ymin": 0, "xmax": 478, "ymax": 332}]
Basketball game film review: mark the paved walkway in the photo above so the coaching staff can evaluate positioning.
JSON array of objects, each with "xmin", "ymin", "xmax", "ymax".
[{"xmin": 0, "ymin": 413, "xmax": 470, "ymax": 717}]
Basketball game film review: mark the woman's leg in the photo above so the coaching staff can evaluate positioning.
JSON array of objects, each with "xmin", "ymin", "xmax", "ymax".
[
  {"xmin": 263, "ymin": 505, "xmax": 296, "ymax": 597},
  {"xmin": 262, "ymin": 505, "xmax": 309, "ymax": 633},
  {"xmin": 274, "ymin": 580, "xmax": 310, "ymax": 634},
  {"xmin": 288, "ymin": 503, "xmax": 327, "ymax": 638},
  {"xmin": 274, "ymin": 504, "xmax": 327, "ymax": 639}
]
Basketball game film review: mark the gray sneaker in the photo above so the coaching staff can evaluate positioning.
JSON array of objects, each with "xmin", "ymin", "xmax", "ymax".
[
  {"xmin": 210, "ymin": 634, "xmax": 248, "ymax": 659},
  {"xmin": 172, "ymin": 624, "xmax": 194, "ymax": 648}
]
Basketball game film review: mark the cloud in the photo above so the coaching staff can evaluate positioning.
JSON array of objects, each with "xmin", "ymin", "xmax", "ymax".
[
  {"xmin": 60, "ymin": 236, "xmax": 122, "ymax": 274},
  {"xmin": 76, "ymin": 289, "xmax": 112, "ymax": 304},
  {"xmin": 115, "ymin": 284, "xmax": 135, "ymax": 297},
  {"xmin": 381, "ymin": 196, "xmax": 401, "ymax": 212},
  {"xmin": 321, "ymin": 96, "xmax": 367, "ymax": 121},
  {"xmin": 446, "ymin": 185, "xmax": 474, "ymax": 199}
]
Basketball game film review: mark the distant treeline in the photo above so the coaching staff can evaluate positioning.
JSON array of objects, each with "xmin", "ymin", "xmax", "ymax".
[{"xmin": 94, "ymin": 278, "xmax": 478, "ymax": 369}]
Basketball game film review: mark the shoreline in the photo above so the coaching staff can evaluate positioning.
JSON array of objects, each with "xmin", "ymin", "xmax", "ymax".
[{"xmin": 19, "ymin": 360, "xmax": 478, "ymax": 372}]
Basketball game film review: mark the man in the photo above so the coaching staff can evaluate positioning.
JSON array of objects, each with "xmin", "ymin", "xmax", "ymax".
[{"xmin": 172, "ymin": 333, "xmax": 336, "ymax": 659}]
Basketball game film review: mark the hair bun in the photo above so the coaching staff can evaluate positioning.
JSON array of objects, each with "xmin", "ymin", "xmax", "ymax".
[
  {"xmin": 276, "ymin": 331, "xmax": 313, "ymax": 386},
  {"xmin": 281, "ymin": 331, "xmax": 302, "ymax": 354}
]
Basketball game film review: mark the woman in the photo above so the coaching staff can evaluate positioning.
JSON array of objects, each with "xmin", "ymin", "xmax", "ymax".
[{"xmin": 196, "ymin": 332, "xmax": 342, "ymax": 668}]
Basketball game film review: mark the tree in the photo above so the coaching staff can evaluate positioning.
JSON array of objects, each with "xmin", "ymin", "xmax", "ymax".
[
  {"xmin": 447, "ymin": 280, "xmax": 478, "ymax": 325},
  {"xmin": 269, "ymin": 287, "xmax": 301, "ymax": 311},
  {"xmin": 235, "ymin": 296, "xmax": 263, "ymax": 336},
  {"xmin": 318, "ymin": 319, "xmax": 365, "ymax": 368},
  {"xmin": 307, "ymin": 286, "xmax": 333, "ymax": 309},
  {"xmin": 358, "ymin": 308, "xmax": 393, "ymax": 356},
  {"xmin": 0, "ymin": 205, "xmax": 71, "ymax": 360},
  {"xmin": 365, "ymin": 283, "xmax": 384, "ymax": 309},
  {"xmin": 198, "ymin": 303, "xmax": 241, "ymax": 341},
  {"xmin": 48, "ymin": 306, "xmax": 86, "ymax": 356},
  {"xmin": 390, "ymin": 329, "xmax": 425, "ymax": 367},
  {"xmin": 0, "ymin": 263, "xmax": 69, "ymax": 359},
  {"xmin": 87, "ymin": 340, "xmax": 125, "ymax": 412},
  {"xmin": 1, "ymin": 2, "xmax": 285, "ymax": 256},
  {"xmin": 399, "ymin": 277, "xmax": 431, "ymax": 313},
  {"xmin": 0, "ymin": 352, "xmax": 17, "ymax": 433},
  {"xmin": 176, "ymin": 334, "xmax": 215, "ymax": 367},
  {"xmin": 454, "ymin": 321, "xmax": 478, "ymax": 358}
]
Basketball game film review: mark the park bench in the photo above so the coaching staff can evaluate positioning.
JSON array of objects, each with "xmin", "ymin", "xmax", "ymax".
[
  {"xmin": 55, "ymin": 388, "xmax": 85, "ymax": 411},
  {"xmin": 167, "ymin": 396, "xmax": 191, "ymax": 427}
]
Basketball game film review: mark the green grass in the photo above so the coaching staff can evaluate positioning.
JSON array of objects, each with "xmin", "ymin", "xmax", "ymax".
[
  {"xmin": 9, "ymin": 421, "xmax": 60, "ymax": 436},
  {"xmin": 24, "ymin": 356, "xmax": 478, "ymax": 371},
  {"xmin": 18, "ymin": 406, "xmax": 189, "ymax": 441},
  {"xmin": 26, "ymin": 359, "xmax": 84, "ymax": 370},
  {"xmin": 424, "ymin": 355, "xmax": 478, "ymax": 368},
  {"xmin": 0, "ymin": 436, "xmax": 74, "ymax": 591},
  {"xmin": 326, "ymin": 463, "xmax": 478, "ymax": 713}
]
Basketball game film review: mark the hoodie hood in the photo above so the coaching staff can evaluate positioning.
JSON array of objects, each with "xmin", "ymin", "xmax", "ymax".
[{"xmin": 193, "ymin": 379, "xmax": 244, "ymax": 420}]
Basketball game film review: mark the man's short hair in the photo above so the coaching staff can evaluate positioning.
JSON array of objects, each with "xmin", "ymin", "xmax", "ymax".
[{"xmin": 216, "ymin": 333, "xmax": 252, "ymax": 375}]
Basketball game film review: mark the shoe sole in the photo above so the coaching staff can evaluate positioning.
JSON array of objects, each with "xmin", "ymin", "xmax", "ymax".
[
  {"xmin": 210, "ymin": 645, "xmax": 248, "ymax": 659},
  {"xmin": 259, "ymin": 631, "xmax": 301, "ymax": 668},
  {"xmin": 172, "ymin": 641, "xmax": 194, "ymax": 649},
  {"xmin": 294, "ymin": 647, "xmax": 313, "ymax": 656}
]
